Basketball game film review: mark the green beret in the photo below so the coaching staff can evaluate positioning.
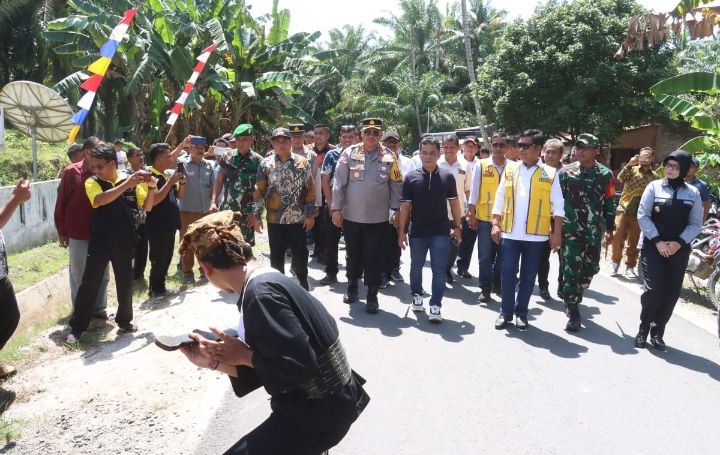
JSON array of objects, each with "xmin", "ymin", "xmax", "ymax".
[{"xmin": 233, "ymin": 124, "xmax": 254, "ymax": 137}]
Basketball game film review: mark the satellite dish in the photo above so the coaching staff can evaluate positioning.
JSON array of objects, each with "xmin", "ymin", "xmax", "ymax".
[{"xmin": 0, "ymin": 81, "xmax": 75, "ymax": 179}]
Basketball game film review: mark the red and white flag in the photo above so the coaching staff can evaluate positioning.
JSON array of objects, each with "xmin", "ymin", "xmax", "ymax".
[{"xmin": 166, "ymin": 44, "xmax": 216, "ymax": 126}]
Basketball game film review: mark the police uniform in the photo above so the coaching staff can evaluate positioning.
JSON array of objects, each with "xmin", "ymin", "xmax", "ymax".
[
  {"xmin": 331, "ymin": 118, "xmax": 402, "ymax": 311},
  {"xmin": 636, "ymin": 150, "xmax": 702, "ymax": 349}
]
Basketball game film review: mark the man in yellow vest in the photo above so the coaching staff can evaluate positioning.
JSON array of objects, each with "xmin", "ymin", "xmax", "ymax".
[
  {"xmin": 491, "ymin": 129, "xmax": 564, "ymax": 330},
  {"xmin": 467, "ymin": 132, "xmax": 508, "ymax": 302}
]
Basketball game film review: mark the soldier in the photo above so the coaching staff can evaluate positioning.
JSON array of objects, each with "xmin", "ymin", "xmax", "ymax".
[
  {"xmin": 558, "ymin": 133, "xmax": 616, "ymax": 332},
  {"xmin": 332, "ymin": 118, "xmax": 403, "ymax": 313},
  {"xmin": 251, "ymin": 128, "xmax": 317, "ymax": 290},
  {"xmin": 210, "ymin": 124, "xmax": 263, "ymax": 246}
]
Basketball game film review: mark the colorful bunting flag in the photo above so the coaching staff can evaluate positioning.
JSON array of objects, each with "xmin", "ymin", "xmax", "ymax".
[
  {"xmin": 166, "ymin": 44, "xmax": 216, "ymax": 126},
  {"xmin": 68, "ymin": 8, "xmax": 138, "ymax": 143}
]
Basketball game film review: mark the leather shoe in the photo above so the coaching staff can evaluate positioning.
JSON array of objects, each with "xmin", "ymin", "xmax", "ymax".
[
  {"xmin": 319, "ymin": 274, "xmax": 337, "ymax": 286},
  {"xmin": 457, "ymin": 269, "xmax": 472, "ymax": 279},
  {"xmin": 634, "ymin": 333, "xmax": 647, "ymax": 348},
  {"xmin": 478, "ymin": 290, "xmax": 492, "ymax": 303},
  {"xmin": 494, "ymin": 314, "xmax": 512, "ymax": 330},
  {"xmin": 650, "ymin": 336, "xmax": 667, "ymax": 351},
  {"xmin": 343, "ymin": 280, "xmax": 359, "ymax": 303},
  {"xmin": 539, "ymin": 288, "xmax": 551, "ymax": 300},
  {"xmin": 515, "ymin": 315, "xmax": 528, "ymax": 331}
]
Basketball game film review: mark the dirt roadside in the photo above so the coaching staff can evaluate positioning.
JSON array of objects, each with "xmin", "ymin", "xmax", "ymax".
[{"xmin": 0, "ymin": 278, "xmax": 244, "ymax": 454}]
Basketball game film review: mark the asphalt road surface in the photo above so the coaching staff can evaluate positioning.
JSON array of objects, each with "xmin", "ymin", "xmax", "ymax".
[{"xmin": 194, "ymin": 246, "xmax": 720, "ymax": 455}]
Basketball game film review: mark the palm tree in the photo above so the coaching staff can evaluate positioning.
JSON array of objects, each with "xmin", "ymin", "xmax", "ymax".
[{"xmin": 461, "ymin": 0, "xmax": 490, "ymax": 145}]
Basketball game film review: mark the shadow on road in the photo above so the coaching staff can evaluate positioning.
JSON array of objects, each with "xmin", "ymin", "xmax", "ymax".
[
  {"xmin": 568, "ymin": 315, "xmax": 640, "ymax": 356},
  {"xmin": 584, "ymin": 288, "xmax": 619, "ymax": 305},
  {"xmin": 649, "ymin": 345, "xmax": 720, "ymax": 381},
  {"xmin": 505, "ymin": 325, "xmax": 589, "ymax": 358}
]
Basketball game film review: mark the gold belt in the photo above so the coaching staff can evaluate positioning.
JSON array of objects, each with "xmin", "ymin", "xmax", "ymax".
[{"xmin": 293, "ymin": 338, "xmax": 352, "ymax": 400}]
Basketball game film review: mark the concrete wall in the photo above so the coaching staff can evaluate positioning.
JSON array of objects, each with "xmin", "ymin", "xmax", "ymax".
[{"xmin": 1, "ymin": 179, "xmax": 60, "ymax": 253}]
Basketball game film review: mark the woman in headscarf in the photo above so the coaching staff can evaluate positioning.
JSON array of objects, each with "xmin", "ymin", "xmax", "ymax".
[{"xmin": 636, "ymin": 150, "xmax": 703, "ymax": 350}]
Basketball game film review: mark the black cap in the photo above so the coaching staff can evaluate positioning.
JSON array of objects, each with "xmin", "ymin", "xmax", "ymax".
[
  {"xmin": 361, "ymin": 118, "xmax": 383, "ymax": 130},
  {"xmin": 381, "ymin": 131, "xmax": 400, "ymax": 142},
  {"xmin": 271, "ymin": 128, "xmax": 291, "ymax": 139},
  {"xmin": 288, "ymin": 124, "xmax": 305, "ymax": 134}
]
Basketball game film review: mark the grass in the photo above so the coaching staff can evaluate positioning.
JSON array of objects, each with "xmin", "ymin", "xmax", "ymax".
[
  {"xmin": 0, "ymin": 129, "xmax": 71, "ymax": 185},
  {"xmin": 7, "ymin": 241, "xmax": 68, "ymax": 293},
  {"xmin": 0, "ymin": 416, "xmax": 24, "ymax": 444}
]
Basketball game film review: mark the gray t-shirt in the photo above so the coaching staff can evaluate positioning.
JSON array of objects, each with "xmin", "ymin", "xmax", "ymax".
[{"xmin": 177, "ymin": 157, "xmax": 216, "ymax": 213}]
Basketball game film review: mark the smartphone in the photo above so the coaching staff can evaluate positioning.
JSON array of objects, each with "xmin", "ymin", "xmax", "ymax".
[
  {"xmin": 177, "ymin": 161, "xmax": 186, "ymax": 175},
  {"xmin": 190, "ymin": 136, "xmax": 207, "ymax": 146},
  {"xmin": 141, "ymin": 171, "xmax": 153, "ymax": 182},
  {"xmin": 213, "ymin": 146, "xmax": 234, "ymax": 157}
]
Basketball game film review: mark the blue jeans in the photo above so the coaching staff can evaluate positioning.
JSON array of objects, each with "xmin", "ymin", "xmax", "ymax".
[
  {"xmin": 500, "ymin": 238, "xmax": 545, "ymax": 317},
  {"xmin": 410, "ymin": 234, "xmax": 450, "ymax": 307},
  {"xmin": 477, "ymin": 221, "xmax": 502, "ymax": 291}
]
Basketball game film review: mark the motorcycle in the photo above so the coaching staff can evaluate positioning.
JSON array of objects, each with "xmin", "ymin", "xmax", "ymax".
[{"xmin": 687, "ymin": 217, "xmax": 720, "ymax": 310}]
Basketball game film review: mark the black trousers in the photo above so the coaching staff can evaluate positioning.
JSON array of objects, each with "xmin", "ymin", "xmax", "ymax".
[
  {"xmin": 268, "ymin": 223, "xmax": 308, "ymax": 279},
  {"xmin": 133, "ymin": 223, "xmax": 148, "ymax": 280},
  {"xmin": 69, "ymin": 247, "xmax": 135, "ymax": 335},
  {"xmin": 382, "ymin": 222, "xmax": 401, "ymax": 274},
  {"xmin": 312, "ymin": 206, "xmax": 326, "ymax": 259},
  {"xmin": 322, "ymin": 207, "xmax": 342, "ymax": 277},
  {"xmin": 148, "ymin": 229, "xmax": 176, "ymax": 294},
  {"xmin": 343, "ymin": 220, "xmax": 384, "ymax": 287},
  {"xmin": 455, "ymin": 217, "xmax": 476, "ymax": 272},
  {"xmin": 538, "ymin": 240, "xmax": 551, "ymax": 290},
  {"xmin": 0, "ymin": 277, "xmax": 20, "ymax": 351},
  {"xmin": 639, "ymin": 244, "xmax": 690, "ymax": 338}
]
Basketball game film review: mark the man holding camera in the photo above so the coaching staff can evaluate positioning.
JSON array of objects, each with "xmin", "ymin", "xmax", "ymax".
[
  {"xmin": 146, "ymin": 142, "xmax": 185, "ymax": 297},
  {"xmin": 211, "ymin": 124, "xmax": 263, "ymax": 246},
  {"xmin": 177, "ymin": 136, "xmax": 216, "ymax": 282}
]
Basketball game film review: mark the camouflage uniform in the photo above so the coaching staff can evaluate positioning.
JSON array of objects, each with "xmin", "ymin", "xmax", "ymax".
[
  {"xmin": 220, "ymin": 150, "xmax": 263, "ymax": 245},
  {"xmin": 558, "ymin": 162, "xmax": 616, "ymax": 306}
]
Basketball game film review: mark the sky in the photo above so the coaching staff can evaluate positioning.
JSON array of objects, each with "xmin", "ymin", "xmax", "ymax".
[{"xmin": 250, "ymin": 0, "xmax": 681, "ymax": 41}]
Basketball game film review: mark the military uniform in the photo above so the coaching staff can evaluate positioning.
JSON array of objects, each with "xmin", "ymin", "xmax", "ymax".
[
  {"xmin": 558, "ymin": 161, "xmax": 616, "ymax": 310},
  {"xmin": 331, "ymin": 118, "xmax": 402, "ymax": 311}
]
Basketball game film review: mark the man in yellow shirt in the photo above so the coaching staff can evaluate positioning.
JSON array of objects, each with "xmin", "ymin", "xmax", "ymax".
[{"xmin": 67, "ymin": 144, "xmax": 157, "ymax": 343}]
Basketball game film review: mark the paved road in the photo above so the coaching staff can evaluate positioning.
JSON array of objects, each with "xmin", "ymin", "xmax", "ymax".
[{"xmin": 194, "ymin": 247, "xmax": 720, "ymax": 455}]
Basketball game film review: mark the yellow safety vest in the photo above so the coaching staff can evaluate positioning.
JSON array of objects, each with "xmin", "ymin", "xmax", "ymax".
[
  {"xmin": 474, "ymin": 159, "xmax": 502, "ymax": 222},
  {"xmin": 500, "ymin": 162, "xmax": 556, "ymax": 236}
]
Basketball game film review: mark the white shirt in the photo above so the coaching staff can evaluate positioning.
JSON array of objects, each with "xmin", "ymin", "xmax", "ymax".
[
  {"xmin": 492, "ymin": 160, "xmax": 565, "ymax": 242},
  {"xmin": 398, "ymin": 154, "xmax": 415, "ymax": 177},
  {"xmin": 438, "ymin": 156, "xmax": 471, "ymax": 218},
  {"xmin": 116, "ymin": 150, "xmax": 128, "ymax": 172},
  {"xmin": 469, "ymin": 158, "xmax": 506, "ymax": 207}
]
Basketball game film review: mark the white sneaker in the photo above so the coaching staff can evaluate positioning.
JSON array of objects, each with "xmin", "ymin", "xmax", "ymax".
[
  {"xmin": 411, "ymin": 294, "xmax": 424, "ymax": 312},
  {"xmin": 625, "ymin": 267, "xmax": 638, "ymax": 279},
  {"xmin": 428, "ymin": 305, "xmax": 442, "ymax": 322},
  {"xmin": 610, "ymin": 262, "xmax": 620, "ymax": 276}
]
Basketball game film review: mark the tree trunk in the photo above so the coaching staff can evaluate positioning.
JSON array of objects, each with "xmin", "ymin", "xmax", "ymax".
[
  {"xmin": 410, "ymin": 25, "xmax": 423, "ymax": 137},
  {"xmin": 461, "ymin": 0, "xmax": 489, "ymax": 146}
]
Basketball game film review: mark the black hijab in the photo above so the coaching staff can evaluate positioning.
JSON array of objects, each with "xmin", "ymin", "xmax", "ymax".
[{"xmin": 663, "ymin": 150, "xmax": 692, "ymax": 189}]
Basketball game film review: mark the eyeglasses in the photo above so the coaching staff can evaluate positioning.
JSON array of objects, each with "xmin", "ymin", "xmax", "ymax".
[
  {"xmin": 517, "ymin": 143, "xmax": 535, "ymax": 150},
  {"xmin": 363, "ymin": 130, "xmax": 381, "ymax": 137},
  {"xmin": 491, "ymin": 142, "xmax": 507, "ymax": 148},
  {"xmin": 664, "ymin": 163, "xmax": 680, "ymax": 171}
]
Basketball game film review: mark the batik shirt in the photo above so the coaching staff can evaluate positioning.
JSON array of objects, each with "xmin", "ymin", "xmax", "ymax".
[
  {"xmin": 0, "ymin": 230, "xmax": 7, "ymax": 280},
  {"xmin": 559, "ymin": 161, "xmax": 616, "ymax": 244},
  {"xmin": 616, "ymin": 164, "xmax": 657, "ymax": 216},
  {"xmin": 254, "ymin": 153, "xmax": 318, "ymax": 224},
  {"xmin": 220, "ymin": 150, "xmax": 264, "ymax": 216}
]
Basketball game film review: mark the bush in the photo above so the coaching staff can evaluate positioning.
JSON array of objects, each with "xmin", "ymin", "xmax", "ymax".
[{"xmin": 0, "ymin": 128, "xmax": 69, "ymax": 185}]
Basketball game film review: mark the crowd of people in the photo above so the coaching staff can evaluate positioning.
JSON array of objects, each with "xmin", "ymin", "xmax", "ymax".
[{"xmin": 0, "ymin": 118, "xmax": 711, "ymax": 357}]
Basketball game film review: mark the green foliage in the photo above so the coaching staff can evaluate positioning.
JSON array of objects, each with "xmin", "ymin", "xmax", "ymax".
[
  {"xmin": 0, "ymin": 129, "xmax": 69, "ymax": 185},
  {"xmin": 476, "ymin": 0, "xmax": 676, "ymax": 142}
]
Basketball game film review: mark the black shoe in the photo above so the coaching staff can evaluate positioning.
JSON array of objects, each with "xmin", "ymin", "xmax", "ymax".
[
  {"xmin": 319, "ymin": 274, "xmax": 337, "ymax": 286},
  {"xmin": 539, "ymin": 288, "xmax": 551, "ymax": 300},
  {"xmin": 634, "ymin": 333, "xmax": 647, "ymax": 348},
  {"xmin": 118, "ymin": 323, "xmax": 138, "ymax": 333},
  {"xmin": 445, "ymin": 271, "xmax": 454, "ymax": 284},
  {"xmin": 366, "ymin": 286, "xmax": 379, "ymax": 314},
  {"xmin": 650, "ymin": 336, "xmax": 667, "ymax": 351},
  {"xmin": 492, "ymin": 282, "xmax": 502, "ymax": 296},
  {"xmin": 565, "ymin": 304, "xmax": 581, "ymax": 332},
  {"xmin": 516, "ymin": 315, "xmax": 528, "ymax": 331},
  {"xmin": 457, "ymin": 269, "xmax": 472, "ymax": 279},
  {"xmin": 343, "ymin": 280, "xmax": 359, "ymax": 304},
  {"xmin": 478, "ymin": 290, "xmax": 492, "ymax": 303},
  {"xmin": 494, "ymin": 314, "xmax": 513, "ymax": 330}
]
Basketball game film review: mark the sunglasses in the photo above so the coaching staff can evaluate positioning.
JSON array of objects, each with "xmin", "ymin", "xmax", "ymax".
[
  {"xmin": 491, "ymin": 142, "xmax": 507, "ymax": 148},
  {"xmin": 363, "ymin": 130, "xmax": 381, "ymax": 137},
  {"xmin": 517, "ymin": 143, "xmax": 535, "ymax": 150}
]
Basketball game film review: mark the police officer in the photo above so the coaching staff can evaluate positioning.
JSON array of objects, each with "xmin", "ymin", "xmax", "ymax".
[
  {"xmin": 332, "ymin": 118, "xmax": 403, "ymax": 313},
  {"xmin": 635, "ymin": 150, "xmax": 702, "ymax": 350}
]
